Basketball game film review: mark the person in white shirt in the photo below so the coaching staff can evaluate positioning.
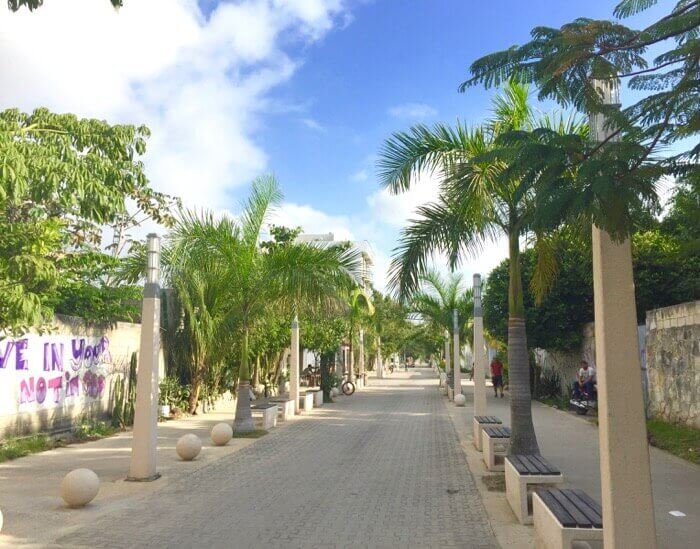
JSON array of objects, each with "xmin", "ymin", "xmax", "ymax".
[{"xmin": 572, "ymin": 360, "xmax": 596, "ymax": 400}]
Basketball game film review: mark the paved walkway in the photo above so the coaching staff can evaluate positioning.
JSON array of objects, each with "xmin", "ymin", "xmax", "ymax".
[
  {"xmin": 4, "ymin": 369, "xmax": 497, "ymax": 548},
  {"xmin": 455, "ymin": 379, "xmax": 700, "ymax": 549}
]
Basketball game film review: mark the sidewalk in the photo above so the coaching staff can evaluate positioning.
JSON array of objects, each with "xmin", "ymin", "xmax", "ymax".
[
  {"xmin": 448, "ymin": 376, "xmax": 700, "ymax": 549},
  {"xmin": 0, "ymin": 399, "xmax": 262, "ymax": 547}
]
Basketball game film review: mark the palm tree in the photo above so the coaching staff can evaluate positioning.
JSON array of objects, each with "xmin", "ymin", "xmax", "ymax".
[
  {"xmin": 378, "ymin": 82, "xmax": 582, "ymax": 455},
  {"xmin": 411, "ymin": 271, "xmax": 474, "ymax": 345},
  {"xmin": 177, "ymin": 175, "xmax": 360, "ymax": 432},
  {"xmin": 346, "ymin": 288, "xmax": 374, "ymax": 382}
]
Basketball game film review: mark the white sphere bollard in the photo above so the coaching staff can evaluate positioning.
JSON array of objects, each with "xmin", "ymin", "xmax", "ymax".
[
  {"xmin": 210, "ymin": 423, "xmax": 233, "ymax": 446},
  {"xmin": 331, "ymin": 387, "xmax": 340, "ymax": 397},
  {"xmin": 454, "ymin": 393, "xmax": 467, "ymax": 407},
  {"xmin": 176, "ymin": 433, "xmax": 202, "ymax": 461},
  {"xmin": 60, "ymin": 468, "xmax": 100, "ymax": 508},
  {"xmin": 0, "ymin": 508, "xmax": 3, "ymax": 533}
]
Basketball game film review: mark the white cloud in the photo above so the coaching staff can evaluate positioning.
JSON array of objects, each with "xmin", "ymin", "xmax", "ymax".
[
  {"xmin": 349, "ymin": 169, "xmax": 369, "ymax": 182},
  {"xmin": 270, "ymin": 202, "xmax": 355, "ymax": 241},
  {"xmin": 366, "ymin": 171, "xmax": 441, "ymax": 227},
  {"xmin": 0, "ymin": 0, "xmax": 347, "ymax": 209},
  {"xmin": 301, "ymin": 117, "xmax": 326, "ymax": 132},
  {"xmin": 388, "ymin": 102, "xmax": 437, "ymax": 120}
]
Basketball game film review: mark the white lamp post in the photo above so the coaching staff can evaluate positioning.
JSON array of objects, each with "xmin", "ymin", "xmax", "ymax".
[
  {"xmin": 472, "ymin": 274, "xmax": 487, "ymax": 415},
  {"xmin": 452, "ymin": 309, "xmax": 461, "ymax": 398},
  {"xmin": 291, "ymin": 315, "xmax": 300, "ymax": 414},
  {"xmin": 376, "ymin": 336, "xmax": 384, "ymax": 379},
  {"xmin": 128, "ymin": 234, "xmax": 161, "ymax": 481},
  {"xmin": 358, "ymin": 329, "xmax": 365, "ymax": 385},
  {"xmin": 590, "ymin": 77, "xmax": 656, "ymax": 547},
  {"xmin": 444, "ymin": 328, "xmax": 451, "ymax": 380}
]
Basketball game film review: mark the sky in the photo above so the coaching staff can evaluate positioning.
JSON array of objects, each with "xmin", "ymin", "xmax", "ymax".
[{"xmin": 0, "ymin": 0, "xmax": 665, "ymax": 291}]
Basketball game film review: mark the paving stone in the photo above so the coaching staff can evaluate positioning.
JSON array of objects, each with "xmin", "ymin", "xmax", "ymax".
[{"xmin": 62, "ymin": 369, "xmax": 497, "ymax": 548}]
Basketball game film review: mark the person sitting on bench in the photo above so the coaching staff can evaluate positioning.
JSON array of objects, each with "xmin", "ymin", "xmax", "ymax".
[{"xmin": 572, "ymin": 361, "xmax": 596, "ymax": 400}]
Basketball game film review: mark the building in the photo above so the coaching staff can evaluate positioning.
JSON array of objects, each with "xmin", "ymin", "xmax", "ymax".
[{"xmin": 296, "ymin": 233, "xmax": 375, "ymax": 291}]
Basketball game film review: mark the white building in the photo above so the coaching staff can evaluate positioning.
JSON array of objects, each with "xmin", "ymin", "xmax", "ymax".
[{"xmin": 296, "ymin": 233, "xmax": 375, "ymax": 291}]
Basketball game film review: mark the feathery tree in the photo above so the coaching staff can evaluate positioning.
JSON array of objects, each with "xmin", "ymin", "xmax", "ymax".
[
  {"xmin": 378, "ymin": 81, "xmax": 584, "ymax": 455},
  {"xmin": 8, "ymin": 0, "xmax": 122, "ymax": 10},
  {"xmin": 460, "ymin": 0, "xmax": 698, "ymax": 237}
]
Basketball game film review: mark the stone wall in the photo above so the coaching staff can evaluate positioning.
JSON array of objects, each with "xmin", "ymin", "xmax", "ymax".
[
  {"xmin": 645, "ymin": 301, "xmax": 700, "ymax": 428},
  {"xmin": 535, "ymin": 322, "xmax": 597, "ymax": 394},
  {"xmin": 0, "ymin": 314, "xmax": 163, "ymax": 438}
]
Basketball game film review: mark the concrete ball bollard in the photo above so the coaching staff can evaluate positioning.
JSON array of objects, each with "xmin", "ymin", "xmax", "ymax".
[
  {"xmin": 176, "ymin": 434, "xmax": 202, "ymax": 461},
  {"xmin": 210, "ymin": 423, "xmax": 233, "ymax": 446},
  {"xmin": 0, "ymin": 508, "xmax": 3, "ymax": 533},
  {"xmin": 60, "ymin": 468, "xmax": 100, "ymax": 508},
  {"xmin": 330, "ymin": 387, "xmax": 340, "ymax": 397},
  {"xmin": 454, "ymin": 393, "xmax": 467, "ymax": 407}
]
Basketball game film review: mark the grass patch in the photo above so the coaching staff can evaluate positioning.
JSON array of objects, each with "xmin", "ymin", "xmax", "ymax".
[
  {"xmin": 482, "ymin": 474, "xmax": 506, "ymax": 492},
  {"xmin": 232, "ymin": 429, "xmax": 268, "ymax": 439},
  {"xmin": 73, "ymin": 419, "xmax": 116, "ymax": 441},
  {"xmin": 538, "ymin": 395, "xmax": 569, "ymax": 410},
  {"xmin": 647, "ymin": 419, "xmax": 700, "ymax": 465},
  {"xmin": 0, "ymin": 434, "xmax": 54, "ymax": 462}
]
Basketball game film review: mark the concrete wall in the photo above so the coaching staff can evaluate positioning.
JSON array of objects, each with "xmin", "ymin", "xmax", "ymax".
[
  {"xmin": 0, "ymin": 315, "xmax": 159, "ymax": 438},
  {"xmin": 645, "ymin": 301, "xmax": 700, "ymax": 429}
]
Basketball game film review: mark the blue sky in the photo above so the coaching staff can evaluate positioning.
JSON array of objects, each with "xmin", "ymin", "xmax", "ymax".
[{"xmin": 0, "ymin": 0, "xmax": 665, "ymax": 290}]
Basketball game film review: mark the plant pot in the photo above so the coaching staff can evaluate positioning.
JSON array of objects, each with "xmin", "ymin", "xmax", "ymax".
[{"xmin": 159, "ymin": 405, "xmax": 170, "ymax": 418}]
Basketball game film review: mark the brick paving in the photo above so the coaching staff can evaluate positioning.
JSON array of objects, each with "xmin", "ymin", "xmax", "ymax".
[{"xmin": 62, "ymin": 369, "xmax": 497, "ymax": 548}]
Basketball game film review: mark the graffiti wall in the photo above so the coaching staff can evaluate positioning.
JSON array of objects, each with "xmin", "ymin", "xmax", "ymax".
[{"xmin": 0, "ymin": 315, "xmax": 150, "ymax": 437}]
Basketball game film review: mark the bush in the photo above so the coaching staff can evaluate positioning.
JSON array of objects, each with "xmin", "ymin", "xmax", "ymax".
[{"xmin": 74, "ymin": 419, "xmax": 115, "ymax": 440}]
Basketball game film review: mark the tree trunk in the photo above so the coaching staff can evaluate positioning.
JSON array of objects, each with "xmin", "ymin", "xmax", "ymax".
[
  {"xmin": 507, "ymin": 231, "xmax": 540, "ymax": 455},
  {"xmin": 188, "ymin": 378, "xmax": 201, "ymax": 414},
  {"xmin": 234, "ymin": 326, "xmax": 255, "ymax": 433},
  {"xmin": 320, "ymin": 351, "xmax": 333, "ymax": 402}
]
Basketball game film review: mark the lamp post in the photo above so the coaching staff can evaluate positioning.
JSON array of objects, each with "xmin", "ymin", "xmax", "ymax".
[
  {"xmin": 128, "ymin": 234, "xmax": 161, "ymax": 481},
  {"xmin": 589, "ymin": 77, "xmax": 656, "ymax": 547},
  {"xmin": 376, "ymin": 336, "xmax": 384, "ymax": 379},
  {"xmin": 444, "ymin": 328, "xmax": 451, "ymax": 385},
  {"xmin": 452, "ymin": 309, "xmax": 461, "ymax": 398},
  {"xmin": 472, "ymin": 274, "xmax": 487, "ymax": 415},
  {"xmin": 291, "ymin": 315, "xmax": 300, "ymax": 414},
  {"xmin": 358, "ymin": 329, "xmax": 365, "ymax": 386}
]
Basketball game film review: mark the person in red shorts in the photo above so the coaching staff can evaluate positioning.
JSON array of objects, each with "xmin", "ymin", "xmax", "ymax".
[{"xmin": 490, "ymin": 355, "xmax": 504, "ymax": 398}]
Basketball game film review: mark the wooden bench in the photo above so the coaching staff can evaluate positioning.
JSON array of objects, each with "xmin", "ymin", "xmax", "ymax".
[
  {"xmin": 251, "ymin": 404, "xmax": 278, "ymax": 430},
  {"xmin": 472, "ymin": 415, "xmax": 502, "ymax": 451},
  {"xmin": 268, "ymin": 397, "xmax": 294, "ymax": 421},
  {"xmin": 533, "ymin": 488, "xmax": 603, "ymax": 549},
  {"xmin": 482, "ymin": 426, "xmax": 510, "ymax": 471},
  {"xmin": 506, "ymin": 455, "xmax": 564, "ymax": 524},
  {"xmin": 299, "ymin": 392, "xmax": 314, "ymax": 412}
]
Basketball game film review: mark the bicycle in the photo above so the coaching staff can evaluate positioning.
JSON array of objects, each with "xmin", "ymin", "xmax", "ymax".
[{"xmin": 340, "ymin": 374, "xmax": 356, "ymax": 395}]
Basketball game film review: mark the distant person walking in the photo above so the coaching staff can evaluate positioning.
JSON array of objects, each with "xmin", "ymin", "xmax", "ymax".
[{"xmin": 490, "ymin": 356, "xmax": 504, "ymax": 398}]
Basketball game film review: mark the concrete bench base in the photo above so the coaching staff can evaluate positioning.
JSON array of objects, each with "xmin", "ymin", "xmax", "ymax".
[
  {"xmin": 269, "ymin": 398, "xmax": 294, "ymax": 421},
  {"xmin": 533, "ymin": 490, "xmax": 603, "ymax": 549},
  {"xmin": 251, "ymin": 404, "xmax": 278, "ymax": 430},
  {"xmin": 506, "ymin": 456, "xmax": 563, "ymax": 525},
  {"xmin": 310, "ymin": 389, "xmax": 323, "ymax": 407},
  {"xmin": 472, "ymin": 416, "xmax": 502, "ymax": 451},
  {"xmin": 299, "ymin": 392, "xmax": 314, "ymax": 412},
  {"xmin": 482, "ymin": 427, "xmax": 510, "ymax": 471}
]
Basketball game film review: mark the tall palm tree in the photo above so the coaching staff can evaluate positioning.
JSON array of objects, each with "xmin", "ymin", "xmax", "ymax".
[
  {"xmin": 410, "ymin": 271, "xmax": 474, "ymax": 346},
  {"xmin": 177, "ymin": 176, "xmax": 360, "ymax": 432},
  {"xmin": 378, "ymin": 82, "xmax": 582, "ymax": 455},
  {"xmin": 346, "ymin": 288, "xmax": 374, "ymax": 381}
]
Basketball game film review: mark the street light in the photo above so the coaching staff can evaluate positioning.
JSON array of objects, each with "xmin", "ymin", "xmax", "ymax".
[
  {"xmin": 472, "ymin": 273, "xmax": 486, "ymax": 416},
  {"xmin": 128, "ymin": 233, "xmax": 162, "ymax": 482},
  {"xmin": 588, "ymin": 75, "xmax": 656, "ymax": 547}
]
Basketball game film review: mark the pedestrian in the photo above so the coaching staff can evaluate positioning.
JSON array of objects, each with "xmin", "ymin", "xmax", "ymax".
[{"xmin": 490, "ymin": 355, "xmax": 504, "ymax": 398}]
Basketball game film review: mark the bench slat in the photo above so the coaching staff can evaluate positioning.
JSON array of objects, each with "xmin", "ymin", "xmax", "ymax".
[
  {"xmin": 548, "ymin": 489, "xmax": 594, "ymax": 528},
  {"xmin": 506, "ymin": 455, "xmax": 527, "ymax": 474},
  {"xmin": 474, "ymin": 416, "xmax": 502, "ymax": 424},
  {"xmin": 537, "ymin": 489, "xmax": 577, "ymax": 528},
  {"xmin": 484, "ymin": 426, "xmax": 510, "ymax": 438},
  {"xmin": 529, "ymin": 454, "xmax": 560, "ymax": 475},
  {"xmin": 564, "ymin": 490, "xmax": 603, "ymax": 528},
  {"xmin": 518, "ymin": 455, "xmax": 542, "ymax": 474}
]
